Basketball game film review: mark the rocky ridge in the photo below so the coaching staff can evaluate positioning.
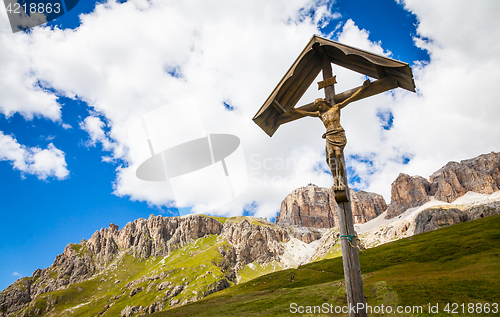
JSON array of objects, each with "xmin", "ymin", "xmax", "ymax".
[
  {"xmin": 357, "ymin": 191, "xmax": 500, "ymax": 248},
  {"xmin": 0, "ymin": 214, "xmax": 345, "ymax": 317},
  {"xmin": 275, "ymin": 185, "xmax": 386, "ymax": 228},
  {"xmin": 386, "ymin": 151, "xmax": 500, "ymax": 219},
  {"xmin": 0, "ymin": 215, "xmax": 297, "ymax": 316}
]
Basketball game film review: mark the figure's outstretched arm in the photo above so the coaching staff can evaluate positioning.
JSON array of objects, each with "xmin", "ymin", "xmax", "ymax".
[
  {"xmin": 338, "ymin": 79, "xmax": 370, "ymax": 109},
  {"xmin": 289, "ymin": 108, "xmax": 320, "ymax": 117}
]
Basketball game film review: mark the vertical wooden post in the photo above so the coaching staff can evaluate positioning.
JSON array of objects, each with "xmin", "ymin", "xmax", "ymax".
[
  {"xmin": 315, "ymin": 45, "xmax": 367, "ymax": 317},
  {"xmin": 337, "ymin": 199, "xmax": 367, "ymax": 317}
]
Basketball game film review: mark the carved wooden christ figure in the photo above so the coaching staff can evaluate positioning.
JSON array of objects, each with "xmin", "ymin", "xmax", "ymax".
[{"xmin": 290, "ymin": 79, "xmax": 371, "ymax": 192}]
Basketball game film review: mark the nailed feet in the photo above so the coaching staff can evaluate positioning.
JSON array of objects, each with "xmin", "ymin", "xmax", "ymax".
[{"xmin": 332, "ymin": 178, "xmax": 346, "ymax": 191}]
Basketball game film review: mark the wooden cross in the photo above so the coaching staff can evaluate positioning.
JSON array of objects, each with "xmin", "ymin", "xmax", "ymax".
[{"xmin": 253, "ymin": 35, "xmax": 415, "ymax": 317}]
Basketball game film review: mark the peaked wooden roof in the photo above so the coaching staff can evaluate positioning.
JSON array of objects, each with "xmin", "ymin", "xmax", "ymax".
[{"xmin": 253, "ymin": 35, "xmax": 415, "ymax": 136}]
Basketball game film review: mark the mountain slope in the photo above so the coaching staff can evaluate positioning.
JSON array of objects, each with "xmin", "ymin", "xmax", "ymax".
[
  {"xmin": 151, "ymin": 214, "xmax": 500, "ymax": 317},
  {"xmin": 0, "ymin": 215, "xmax": 340, "ymax": 316},
  {"xmin": 2, "ymin": 203, "xmax": 499, "ymax": 316}
]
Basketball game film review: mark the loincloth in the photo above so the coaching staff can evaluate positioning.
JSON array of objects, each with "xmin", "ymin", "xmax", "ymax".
[{"xmin": 322, "ymin": 128, "xmax": 347, "ymax": 149}]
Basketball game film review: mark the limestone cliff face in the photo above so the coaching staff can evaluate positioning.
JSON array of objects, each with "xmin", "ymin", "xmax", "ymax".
[
  {"xmin": 275, "ymin": 185, "xmax": 386, "ymax": 229},
  {"xmin": 221, "ymin": 219, "xmax": 289, "ymax": 270},
  {"xmin": 413, "ymin": 201, "xmax": 500, "ymax": 234},
  {"xmin": 350, "ymin": 190, "xmax": 388, "ymax": 224},
  {"xmin": 83, "ymin": 214, "xmax": 224, "ymax": 268},
  {"xmin": 287, "ymin": 227, "xmax": 323, "ymax": 244},
  {"xmin": 430, "ymin": 152, "xmax": 500, "ymax": 203},
  {"xmin": 276, "ymin": 185, "xmax": 337, "ymax": 228},
  {"xmin": 386, "ymin": 152, "xmax": 500, "ymax": 219},
  {"xmin": 385, "ymin": 174, "xmax": 435, "ymax": 219}
]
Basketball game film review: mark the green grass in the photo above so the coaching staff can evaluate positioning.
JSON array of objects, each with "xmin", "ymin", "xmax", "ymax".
[
  {"xmin": 237, "ymin": 261, "xmax": 284, "ymax": 284},
  {"xmin": 151, "ymin": 214, "xmax": 500, "ymax": 317},
  {"xmin": 316, "ymin": 243, "xmax": 342, "ymax": 261},
  {"xmin": 202, "ymin": 215, "xmax": 277, "ymax": 228},
  {"xmin": 201, "ymin": 215, "xmax": 228, "ymax": 224},
  {"xmin": 70, "ymin": 243, "xmax": 83, "ymax": 254},
  {"xmin": 16, "ymin": 234, "xmax": 232, "ymax": 316},
  {"xmin": 224, "ymin": 216, "xmax": 277, "ymax": 228}
]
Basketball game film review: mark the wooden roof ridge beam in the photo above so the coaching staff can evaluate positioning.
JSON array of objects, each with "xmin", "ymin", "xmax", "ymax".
[
  {"xmin": 313, "ymin": 43, "xmax": 335, "ymax": 106},
  {"xmin": 275, "ymin": 77, "xmax": 398, "ymax": 126}
]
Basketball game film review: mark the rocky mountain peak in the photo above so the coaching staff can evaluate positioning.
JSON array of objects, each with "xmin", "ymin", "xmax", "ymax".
[
  {"xmin": 430, "ymin": 152, "xmax": 500, "ymax": 202},
  {"xmin": 386, "ymin": 151, "xmax": 500, "ymax": 219},
  {"xmin": 275, "ymin": 184, "xmax": 337, "ymax": 228},
  {"xmin": 275, "ymin": 184, "xmax": 386, "ymax": 229},
  {"xmin": 221, "ymin": 219, "xmax": 289, "ymax": 269},
  {"xmin": 0, "ymin": 214, "xmax": 225, "ymax": 315},
  {"xmin": 385, "ymin": 173, "xmax": 436, "ymax": 219}
]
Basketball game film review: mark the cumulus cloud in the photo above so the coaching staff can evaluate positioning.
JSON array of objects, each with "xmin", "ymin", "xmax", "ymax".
[
  {"xmin": 0, "ymin": 32, "xmax": 61, "ymax": 120},
  {"xmin": 0, "ymin": 0, "xmax": 340, "ymax": 217},
  {"xmin": 80, "ymin": 115, "xmax": 115, "ymax": 151},
  {"xmin": 337, "ymin": 19, "xmax": 391, "ymax": 57},
  {"xmin": 1, "ymin": 0, "xmax": 499, "ymax": 217},
  {"xmin": 356, "ymin": 0, "xmax": 500, "ymax": 199},
  {"xmin": 0, "ymin": 131, "xmax": 69, "ymax": 180}
]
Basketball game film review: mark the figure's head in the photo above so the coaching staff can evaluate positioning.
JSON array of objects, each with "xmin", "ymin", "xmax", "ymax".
[{"xmin": 314, "ymin": 98, "xmax": 330, "ymax": 112}]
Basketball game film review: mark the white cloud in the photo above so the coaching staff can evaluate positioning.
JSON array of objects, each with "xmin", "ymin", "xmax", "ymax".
[
  {"xmin": 0, "ymin": 3, "xmax": 12, "ymax": 34},
  {"xmin": 0, "ymin": 131, "xmax": 69, "ymax": 180},
  {"xmin": 337, "ymin": 19, "xmax": 391, "ymax": 57},
  {"xmin": 1, "ymin": 0, "xmax": 499, "ymax": 217},
  {"xmin": 0, "ymin": 32, "xmax": 61, "ymax": 120},
  {"xmin": 0, "ymin": 0, "xmax": 340, "ymax": 217},
  {"xmin": 11, "ymin": 271, "xmax": 22, "ymax": 278},
  {"xmin": 80, "ymin": 115, "xmax": 114, "ymax": 151},
  {"xmin": 322, "ymin": 0, "xmax": 500, "ymax": 202},
  {"xmin": 357, "ymin": 0, "xmax": 500, "ymax": 200}
]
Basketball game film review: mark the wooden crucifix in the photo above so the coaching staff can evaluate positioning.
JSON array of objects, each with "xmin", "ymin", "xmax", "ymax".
[
  {"xmin": 290, "ymin": 78, "xmax": 370, "ymax": 201},
  {"xmin": 253, "ymin": 35, "xmax": 415, "ymax": 317}
]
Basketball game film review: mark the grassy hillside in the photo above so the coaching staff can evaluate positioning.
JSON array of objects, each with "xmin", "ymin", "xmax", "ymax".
[
  {"xmin": 151, "ymin": 214, "xmax": 500, "ymax": 317},
  {"xmin": 15, "ymin": 234, "xmax": 233, "ymax": 316}
]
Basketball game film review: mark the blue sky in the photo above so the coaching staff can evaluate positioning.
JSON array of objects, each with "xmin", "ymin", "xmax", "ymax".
[{"xmin": 1, "ymin": 0, "xmax": 500, "ymax": 291}]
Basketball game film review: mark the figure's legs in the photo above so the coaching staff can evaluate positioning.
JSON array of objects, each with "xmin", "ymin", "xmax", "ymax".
[
  {"xmin": 326, "ymin": 144, "xmax": 341, "ymax": 190},
  {"xmin": 327, "ymin": 143, "xmax": 348, "ymax": 202},
  {"xmin": 334, "ymin": 147, "xmax": 346, "ymax": 191}
]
